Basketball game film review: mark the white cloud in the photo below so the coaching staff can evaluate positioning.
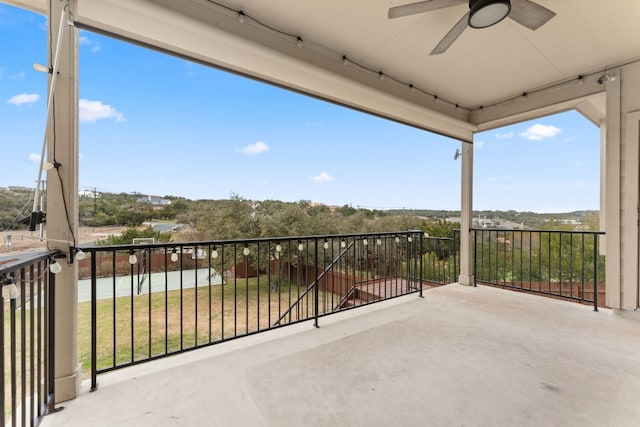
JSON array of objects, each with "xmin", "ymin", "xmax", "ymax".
[
  {"xmin": 7, "ymin": 93, "xmax": 39, "ymax": 106},
  {"xmin": 558, "ymin": 136, "xmax": 576, "ymax": 145},
  {"xmin": 475, "ymin": 140, "xmax": 485, "ymax": 149},
  {"xmin": 79, "ymin": 35, "xmax": 101, "ymax": 53},
  {"xmin": 240, "ymin": 141, "xmax": 269, "ymax": 155},
  {"xmin": 183, "ymin": 62, "xmax": 199, "ymax": 78},
  {"xmin": 310, "ymin": 172, "xmax": 334, "ymax": 184},
  {"xmin": 496, "ymin": 132, "xmax": 514, "ymax": 139},
  {"xmin": 28, "ymin": 153, "xmax": 41, "ymax": 163},
  {"xmin": 79, "ymin": 99, "xmax": 125, "ymax": 123},
  {"xmin": 519, "ymin": 124, "xmax": 561, "ymax": 141},
  {"xmin": 10, "ymin": 71, "xmax": 25, "ymax": 79}
]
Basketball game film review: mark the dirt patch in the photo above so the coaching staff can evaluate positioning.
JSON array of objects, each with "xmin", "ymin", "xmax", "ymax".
[{"xmin": 1, "ymin": 226, "xmax": 128, "ymax": 256}]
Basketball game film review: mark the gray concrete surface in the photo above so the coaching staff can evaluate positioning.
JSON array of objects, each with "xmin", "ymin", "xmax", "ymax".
[
  {"xmin": 43, "ymin": 284, "xmax": 640, "ymax": 427},
  {"xmin": 77, "ymin": 268, "xmax": 222, "ymax": 302}
]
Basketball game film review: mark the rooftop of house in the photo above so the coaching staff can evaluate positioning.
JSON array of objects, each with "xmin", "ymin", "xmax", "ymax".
[
  {"xmin": 42, "ymin": 284, "xmax": 640, "ymax": 427},
  {"xmin": 137, "ymin": 195, "xmax": 172, "ymax": 206}
]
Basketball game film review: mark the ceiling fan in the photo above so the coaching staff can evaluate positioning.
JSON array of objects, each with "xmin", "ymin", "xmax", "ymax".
[{"xmin": 388, "ymin": 0, "xmax": 556, "ymax": 55}]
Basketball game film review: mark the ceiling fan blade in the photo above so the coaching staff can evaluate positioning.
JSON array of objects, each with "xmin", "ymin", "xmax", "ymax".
[
  {"xmin": 509, "ymin": 0, "xmax": 556, "ymax": 30},
  {"xmin": 388, "ymin": 0, "xmax": 467, "ymax": 19},
  {"xmin": 430, "ymin": 11, "xmax": 469, "ymax": 55}
]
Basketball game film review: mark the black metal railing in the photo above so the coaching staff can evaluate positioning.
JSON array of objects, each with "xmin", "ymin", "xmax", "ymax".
[
  {"xmin": 422, "ymin": 231, "xmax": 459, "ymax": 285},
  {"xmin": 1, "ymin": 251, "xmax": 56, "ymax": 427},
  {"xmin": 472, "ymin": 228, "xmax": 605, "ymax": 310},
  {"xmin": 84, "ymin": 230, "xmax": 438, "ymax": 389}
]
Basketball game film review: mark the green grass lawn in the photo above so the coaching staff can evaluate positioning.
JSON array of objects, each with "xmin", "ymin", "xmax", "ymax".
[{"xmin": 77, "ymin": 275, "xmax": 335, "ymax": 374}]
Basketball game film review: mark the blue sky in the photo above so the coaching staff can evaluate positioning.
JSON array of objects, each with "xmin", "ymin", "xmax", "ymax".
[{"xmin": 0, "ymin": 3, "xmax": 600, "ymax": 212}]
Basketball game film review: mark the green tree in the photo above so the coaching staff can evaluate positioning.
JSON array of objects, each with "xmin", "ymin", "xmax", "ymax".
[
  {"xmin": 99, "ymin": 226, "xmax": 172, "ymax": 245},
  {"xmin": 193, "ymin": 194, "xmax": 259, "ymax": 239},
  {"xmin": 422, "ymin": 219, "xmax": 459, "ymax": 238},
  {"xmin": 114, "ymin": 210, "xmax": 147, "ymax": 227},
  {"xmin": 0, "ymin": 188, "xmax": 34, "ymax": 230}
]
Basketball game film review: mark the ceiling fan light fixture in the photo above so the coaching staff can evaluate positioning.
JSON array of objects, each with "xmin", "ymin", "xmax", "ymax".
[{"xmin": 468, "ymin": 0, "xmax": 511, "ymax": 29}]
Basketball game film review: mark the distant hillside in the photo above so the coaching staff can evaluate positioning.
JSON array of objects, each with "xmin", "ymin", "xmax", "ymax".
[
  {"xmin": 0, "ymin": 187, "xmax": 34, "ymax": 230},
  {"xmin": 1, "ymin": 188, "xmax": 599, "ymax": 235},
  {"xmin": 386, "ymin": 208, "xmax": 599, "ymax": 228}
]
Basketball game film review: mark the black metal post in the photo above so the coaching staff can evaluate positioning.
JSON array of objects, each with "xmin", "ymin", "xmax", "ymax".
[
  {"xmin": 29, "ymin": 265, "xmax": 35, "ymax": 424},
  {"xmin": 472, "ymin": 230, "xmax": 476, "ymax": 287},
  {"xmin": 453, "ymin": 230, "xmax": 458, "ymax": 282},
  {"xmin": 245, "ymin": 245, "xmax": 249, "ymax": 335},
  {"xmin": 47, "ymin": 269, "xmax": 56, "ymax": 413},
  {"xmin": 419, "ymin": 232, "xmax": 424, "ymax": 298},
  {"xmin": 91, "ymin": 250, "xmax": 98, "ymax": 391},
  {"xmin": 10, "ymin": 296, "xmax": 17, "ymax": 427},
  {"xmin": 36, "ymin": 264, "xmax": 42, "ymax": 419},
  {"xmin": 20, "ymin": 268, "xmax": 26, "ymax": 425},
  {"xmin": 593, "ymin": 235, "xmax": 599, "ymax": 312},
  {"xmin": 314, "ymin": 239, "xmax": 319, "ymax": 328},
  {"xmin": 130, "ymin": 251, "xmax": 135, "ymax": 362}
]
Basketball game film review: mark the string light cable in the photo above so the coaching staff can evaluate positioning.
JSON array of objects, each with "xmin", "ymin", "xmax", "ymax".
[
  {"xmin": 0, "ymin": 251, "xmax": 66, "ymax": 295},
  {"xmin": 202, "ymin": 1, "xmax": 636, "ymax": 116},
  {"xmin": 202, "ymin": 0, "xmax": 465, "ymax": 113}
]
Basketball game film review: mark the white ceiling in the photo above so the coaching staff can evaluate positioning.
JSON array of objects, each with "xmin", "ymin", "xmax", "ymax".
[
  {"xmin": 206, "ymin": 0, "xmax": 638, "ymax": 122},
  {"xmin": 6, "ymin": 0, "xmax": 640, "ymax": 138}
]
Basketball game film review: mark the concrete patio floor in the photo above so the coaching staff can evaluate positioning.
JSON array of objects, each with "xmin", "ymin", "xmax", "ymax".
[{"xmin": 43, "ymin": 284, "xmax": 640, "ymax": 427}]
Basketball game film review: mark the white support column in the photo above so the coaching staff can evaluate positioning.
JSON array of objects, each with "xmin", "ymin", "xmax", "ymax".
[
  {"xmin": 622, "ymin": 111, "xmax": 640, "ymax": 310},
  {"xmin": 604, "ymin": 71, "xmax": 621, "ymax": 309},
  {"xmin": 458, "ymin": 140, "xmax": 474, "ymax": 286},
  {"xmin": 46, "ymin": 0, "xmax": 80, "ymax": 402},
  {"xmin": 603, "ymin": 61, "xmax": 640, "ymax": 312},
  {"xmin": 599, "ymin": 120, "xmax": 606, "ymax": 255}
]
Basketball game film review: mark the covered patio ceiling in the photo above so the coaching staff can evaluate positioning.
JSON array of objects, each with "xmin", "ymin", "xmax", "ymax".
[{"xmin": 8, "ymin": 0, "xmax": 639, "ymax": 139}]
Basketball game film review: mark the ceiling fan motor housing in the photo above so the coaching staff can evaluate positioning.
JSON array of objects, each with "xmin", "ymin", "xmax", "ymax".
[{"xmin": 468, "ymin": 0, "xmax": 511, "ymax": 29}]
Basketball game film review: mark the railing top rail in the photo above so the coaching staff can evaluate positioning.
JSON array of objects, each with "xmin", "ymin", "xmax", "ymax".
[
  {"xmin": 84, "ymin": 230, "xmax": 426, "ymax": 253},
  {"xmin": 0, "ymin": 250, "xmax": 56, "ymax": 274},
  {"xmin": 424, "ymin": 236, "xmax": 455, "ymax": 241},
  {"xmin": 471, "ymin": 227, "xmax": 605, "ymax": 236}
]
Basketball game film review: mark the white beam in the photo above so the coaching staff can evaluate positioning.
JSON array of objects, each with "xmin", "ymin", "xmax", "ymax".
[
  {"xmin": 1, "ymin": 0, "xmax": 46, "ymax": 13},
  {"xmin": 72, "ymin": 0, "xmax": 475, "ymax": 141},
  {"xmin": 471, "ymin": 75, "xmax": 606, "ymax": 131},
  {"xmin": 574, "ymin": 94, "xmax": 606, "ymax": 126}
]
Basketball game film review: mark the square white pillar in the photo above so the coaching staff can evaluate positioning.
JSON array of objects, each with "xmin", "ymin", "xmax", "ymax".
[
  {"xmin": 46, "ymin": 0, "xmax": 81, "ymax": 402},
  {"xmin": 458, "ymin": 140, "xmax": 474, "ymax": 286}
]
